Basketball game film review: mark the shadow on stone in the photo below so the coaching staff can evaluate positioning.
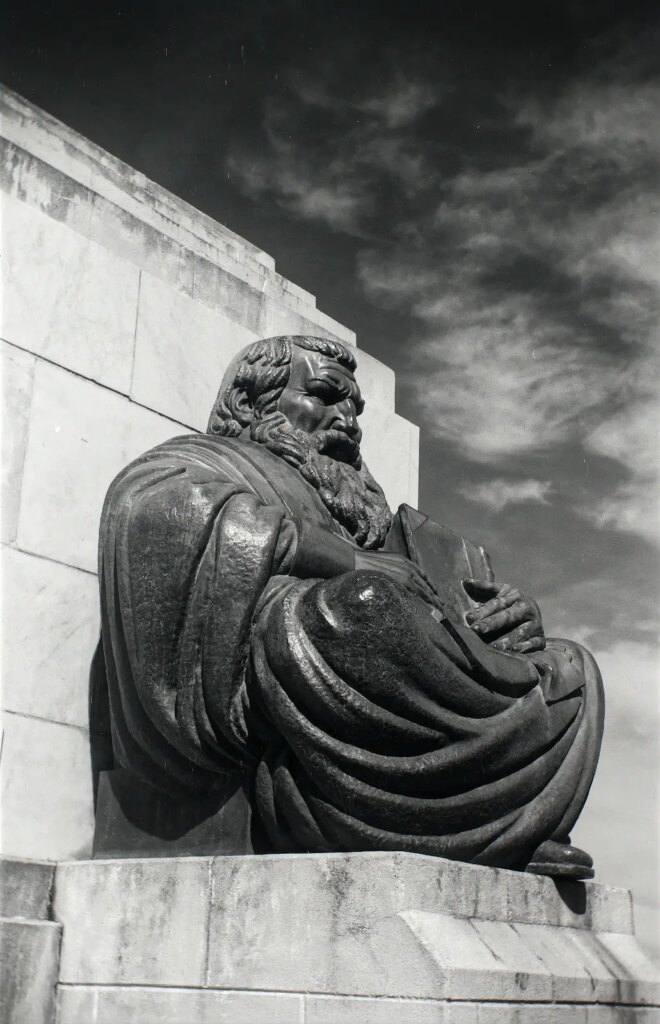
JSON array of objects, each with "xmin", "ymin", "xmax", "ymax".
[
  {"xmin": 554, "ymin": 879, "xmax": 588, "ymax": 916},
  {"xmin": 88, "ymin": 634, "xmax": 255, "ymax": 858},
  {"xmin": 88, "ymin": 636, "xmax": 113, "ymax": 814}
]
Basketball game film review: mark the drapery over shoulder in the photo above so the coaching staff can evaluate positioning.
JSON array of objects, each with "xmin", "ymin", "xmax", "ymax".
[
  {"xmin": 98, "ymin": 433, "xmax": 603, "ymax": 868},
  {"xmin": 98, "ymin": 434, "xmax": 341, "ymax": 795}
]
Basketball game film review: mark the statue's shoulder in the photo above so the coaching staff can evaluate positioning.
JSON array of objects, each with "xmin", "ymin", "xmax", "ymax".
[
  {"xmin": 109, "ymin": 432, "xmax": 299, "ymax": 501},
  {"xmin": 106, "ymin": 432, "xmax": 333, "ymax": 530},
  {"xmin": 120, "ymin": 432, "xmax": 266, "ymax": 475}
]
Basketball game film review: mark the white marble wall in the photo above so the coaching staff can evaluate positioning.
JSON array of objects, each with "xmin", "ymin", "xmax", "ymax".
[{"xmin": 0, "ymin": 88, "xmax": 419, "ymax": 860}]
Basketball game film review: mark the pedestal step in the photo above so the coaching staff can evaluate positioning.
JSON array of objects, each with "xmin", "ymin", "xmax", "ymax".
[
  {"xmin": 51, "ymin": 852, "xmax": 660, "ymax": 1022},
  {"xmin": 0, "ymin": 858, "xmax": 61, "ymax": 1024}
]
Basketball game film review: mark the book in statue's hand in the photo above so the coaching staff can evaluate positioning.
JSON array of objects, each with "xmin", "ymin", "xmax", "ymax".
[{"xmin": 384, "ymin": 504, "xmax": 494, "ymax": 625}]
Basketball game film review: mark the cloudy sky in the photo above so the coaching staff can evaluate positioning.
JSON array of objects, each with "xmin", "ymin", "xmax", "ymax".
[{"xmin": 3, "ymin": 0, "xmax": 658, "ymax": 948}]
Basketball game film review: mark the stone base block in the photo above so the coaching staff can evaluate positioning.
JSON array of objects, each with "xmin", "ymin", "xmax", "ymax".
[
  {"xmin": 0, "ymin": 857, "xmax": 61, "ymax": 1024},
  {"xmin": 49, "ymin": 852, "xmax": 659, "ymax": 1023},
  {"xmin": 53, "ymin": 988, "xmax": 660, "ymax": 1024},
  {"xmin": 0, "ymin": 856, "xmax": 55, "ymax": 919},
  {"xmin": 0, "ymin": 918, "xmax": 62, "ymax": 1024}
]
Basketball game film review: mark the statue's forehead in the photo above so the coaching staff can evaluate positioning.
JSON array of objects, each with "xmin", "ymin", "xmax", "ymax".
[{"xmin": 290, "ymin": 349, "xmax": 359, "ymax": 388}]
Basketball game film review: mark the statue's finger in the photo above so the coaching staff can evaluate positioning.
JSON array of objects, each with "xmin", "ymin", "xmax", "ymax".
[
  {"xmin": 505, "ymin": 620, "xmax": 539, "ymax": 642},
  {"xmin": 490, "ymin": 619, "xmax": 543, "ymax": 650},
  {"xmin": 470, "ymin": 606, "xmax": 522, "ymax": 635},
  {"xmin": 467, "ymin": 590, "xmax": 518, "ymax": 622},
  {"xmin": 511, "ymin": 636, "xmax": 546, "ymax": 653}
]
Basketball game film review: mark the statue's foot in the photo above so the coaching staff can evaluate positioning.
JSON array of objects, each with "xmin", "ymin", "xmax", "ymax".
[{"xmin": 526, "ymin": 839, "xmax": 594, "ymax": 880}]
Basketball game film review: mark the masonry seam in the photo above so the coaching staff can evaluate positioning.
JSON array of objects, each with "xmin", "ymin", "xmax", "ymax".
[{"xmin": 128, "ymin": 268, "xmax": 141, "ymax": 394}]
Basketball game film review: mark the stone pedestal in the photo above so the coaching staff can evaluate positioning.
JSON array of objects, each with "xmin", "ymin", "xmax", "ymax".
[
  {"xmin": 4, "ymin": 851, "xmax": 652, "ymax": 1023},
  {"xmin": 0, "ymin": 859, "xmax": 61, "ymax": 1024}
]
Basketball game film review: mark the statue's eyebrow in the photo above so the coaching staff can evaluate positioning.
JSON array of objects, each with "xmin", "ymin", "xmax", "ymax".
[{"xmin": 308, "ymin": 372, "xmax": 364, "ymax": 411}]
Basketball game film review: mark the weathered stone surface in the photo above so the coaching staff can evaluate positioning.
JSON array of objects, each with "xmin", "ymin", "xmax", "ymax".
[
  {"xmin": 201, "ymin": 853, "xmax": 655, "ymax": 1001},
  {"xmin": 306, "ymin": 1000, "xmax": 660, "ymax": 1023},
  {"xmin": 1, "ymin": 546, "xmax": 99, "ymax": 729},
  {"xmin": 0, "ymin": 342, "xmax": 35, "ymax": 544},
  {"xmin": 359, "ymin": 401, "xmax": 420, "ymax": 509},
  {"xmin": 193, "ymin": 254, "xmax": 265, "ymax": 335},
  {"xmin": 16, "ymin": 360, "xmax": 183, "ymax": 573},
  {"xmin": 57, "ymin": 986, "xmax": 304, "ymax": 1024},
  {"xmin": 1, "ymin": 137, "xmax": 195, "ymax": 295},
  {"xmin": 0, "ymin": 712, "xmax": 94, "ymax": 860},
  {"xmin": 1, "ymin": 88, "xmax": 354, "ymax": 352},
  {"xmin": 260, "ymin": 293, "xmax": 356, "ymax": 346},
  {"xmin": 305, "ymin": 995, "xmax": 448, "ymax": 1024},
  {"xmin": 1, "ymin": 194, "xmax": 140, "ymax": 393},
  {"xmin": 0, "ymin": 858, "xmax": 54, "ymax": 920},
  {"xmin": 355, "ymin": 348, "xmax": 396, "ymax": 410},
  {"xmin": 0, "ymin": 918, "xmax": 61, "ymax": 1024},
  {"xmin": 594, "ymin": 931, "xmax": 660, "ymax": 1005},
  {"xmin": 586, "ymin": 1009, "xmax": 660, "ymax": 1023},
  {"xmin": 47, "ymin": 854, "xmax": 659, "ymax": 1020},
  {"xmin": 54, "ymin": 858, "xmax": 211, "ymax": 986},
  {"xmin": 303, "ymin": 996, "xmax": 599, "ymax": 1023},
  {"xmin": 394, "ymin": 910, "xmax": 547, "ymax": 1001},
  {"xmin": 131, "ymin": 272, "xmax": 257, "ymax": 429},
  {"xmin": 0, "ymin": 88, "xmax": 276, "ymax": 284},
  {"xmin": 211, "ymin": 851, "xmax": 633, "ymax": 935},
  {"xmin": 55, "ymin": 990, "xmax": 660, "ymax": 1024}
]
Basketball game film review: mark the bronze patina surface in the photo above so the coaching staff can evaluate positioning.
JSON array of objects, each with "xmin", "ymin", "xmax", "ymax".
[{"xmin": 93, "ymin": 335, "xmax": 603, "ymax": 876}]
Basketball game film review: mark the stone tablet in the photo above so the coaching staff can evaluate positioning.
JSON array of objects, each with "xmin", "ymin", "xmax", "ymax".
[{"xmin": 384, "ymin": 503, "xmax": 493, "ymax": 623}]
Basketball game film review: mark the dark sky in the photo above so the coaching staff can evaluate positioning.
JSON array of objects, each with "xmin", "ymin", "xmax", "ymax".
[{"xmin": 2, "ymin": 0, "xmax": 658, "ymax": 643}]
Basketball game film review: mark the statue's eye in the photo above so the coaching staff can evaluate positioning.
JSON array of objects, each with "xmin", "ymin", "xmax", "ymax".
[{"xmin": 309, "ymin": 381, "xmax": 341, "ymax": 405}]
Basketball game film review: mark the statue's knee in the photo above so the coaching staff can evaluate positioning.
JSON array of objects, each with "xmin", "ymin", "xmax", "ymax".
[{"xmin": 309, "ymin": 569, "xmax": 406, "ymax": 628}]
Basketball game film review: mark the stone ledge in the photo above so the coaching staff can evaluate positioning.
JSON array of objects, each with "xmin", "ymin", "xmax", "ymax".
[
  {"xmin": 1, "ymin": 88, "xmax": 359, "ymax": 348},
  {"xmin": 1, "ymin": 139, "xmax": 357, "ymax": 347},
  {"xmin": 55, "ymin": 988, "xmax": 660, "ymax": 1024},
  {"xmin": 0, "ymin": 857, "xmax": 55, "ymax": 919},
  {"xmin": 1, "ymin": 86, "xmax": 277, "ymax": 278},
  {"xmin": 0, "ymin": 917, "xmax": 62, "ymax": 1024},
  {"xmin": 52, "ymin": 853, "xmax": 659, "ymax": 1007},
  {"xmin": 57, "ymin": 985, "xmax": 305, "ymax": 1024}
]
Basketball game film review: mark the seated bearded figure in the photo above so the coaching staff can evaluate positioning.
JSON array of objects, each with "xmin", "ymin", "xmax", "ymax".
[{"xmin": 94, "ymin": 334, "xmax": 604, "ymax": 878}]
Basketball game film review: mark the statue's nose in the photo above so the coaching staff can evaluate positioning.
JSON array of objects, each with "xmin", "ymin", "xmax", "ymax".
[{"xmin": 333, "ymin": 402, "xmax": 361, "ymax": 442}]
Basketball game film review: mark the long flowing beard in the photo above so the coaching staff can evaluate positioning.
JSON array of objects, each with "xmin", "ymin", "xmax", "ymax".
[{"xmin": 251, "ymin": 413, "xmax": 392, "ymax": 549}]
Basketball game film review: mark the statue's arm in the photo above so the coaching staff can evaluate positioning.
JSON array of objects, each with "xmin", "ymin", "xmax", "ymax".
[
  {"xmin": 286, "ymin": 521, "xmax": 443, "ymax": 611},
  {"xmin": 288, "ymin": 521, "xmax": 355, "ymax": 577}
]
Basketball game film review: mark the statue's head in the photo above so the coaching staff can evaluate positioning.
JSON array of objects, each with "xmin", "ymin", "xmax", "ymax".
[{"xmin": 207, "ymin": 335, "xmax": 391, "ymax": 549}]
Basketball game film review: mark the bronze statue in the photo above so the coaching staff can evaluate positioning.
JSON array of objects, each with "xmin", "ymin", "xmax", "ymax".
[{"xmin": 93, "ymin": 335, "xmax": 603, "ymax": 878}]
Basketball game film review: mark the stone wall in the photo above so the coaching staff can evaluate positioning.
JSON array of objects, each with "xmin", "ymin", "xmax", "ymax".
[{"xmin": 0, "ymin": 86, "xmax": 419, "ymax": 862}]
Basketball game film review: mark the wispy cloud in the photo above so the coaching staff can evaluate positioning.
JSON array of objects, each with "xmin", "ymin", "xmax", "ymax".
[
  {"xmin": 227, "ymin": 38, "xmax": 659, "ymax": 546},
  {"xmin": 359, "ymin": 69, "xmax": 659, "ymax": 541},
  {"xmin": 583, "ymin": 393, "xmax": 659, "ymax": 543},
  {"xmin": 227, "ymin": 72, "xmax": 439, "ymax": 234},
  {"xmin": 460, "ymin": 478, "xmax": 553, "ymax": 512},
  {"xmin": 357, "ymin": 77, "xmax": 440, "ymax": 129}
]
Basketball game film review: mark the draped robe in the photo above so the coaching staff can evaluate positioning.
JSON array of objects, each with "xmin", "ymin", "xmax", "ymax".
[{"xmin": 97, "ymin": 433, "xmax": 604, "ymax": 869}]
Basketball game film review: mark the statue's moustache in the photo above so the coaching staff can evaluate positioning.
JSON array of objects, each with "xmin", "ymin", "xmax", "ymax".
[{"xmin": 312, "ymin": 428, "xmax": 361, "ymax": 468}]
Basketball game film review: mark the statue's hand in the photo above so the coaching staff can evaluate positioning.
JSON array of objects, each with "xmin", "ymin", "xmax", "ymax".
[
  {"xmin": 354, "ymin": 550, "xmax": 444, "ymax": 613},
  {"xmin": 462, "ymin": 580, "xmax": 545, "ymax": 653}
]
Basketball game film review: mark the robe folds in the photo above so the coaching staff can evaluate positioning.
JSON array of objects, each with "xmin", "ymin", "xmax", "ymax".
[{"xmin": 98, "ymin": 433, "xmax": 604, "ymax": 869}]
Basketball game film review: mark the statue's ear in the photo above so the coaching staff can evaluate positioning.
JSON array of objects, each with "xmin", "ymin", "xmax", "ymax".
[{"xmin": 226, "ymin": 386, "xmax": 253, "ymax": 428}]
